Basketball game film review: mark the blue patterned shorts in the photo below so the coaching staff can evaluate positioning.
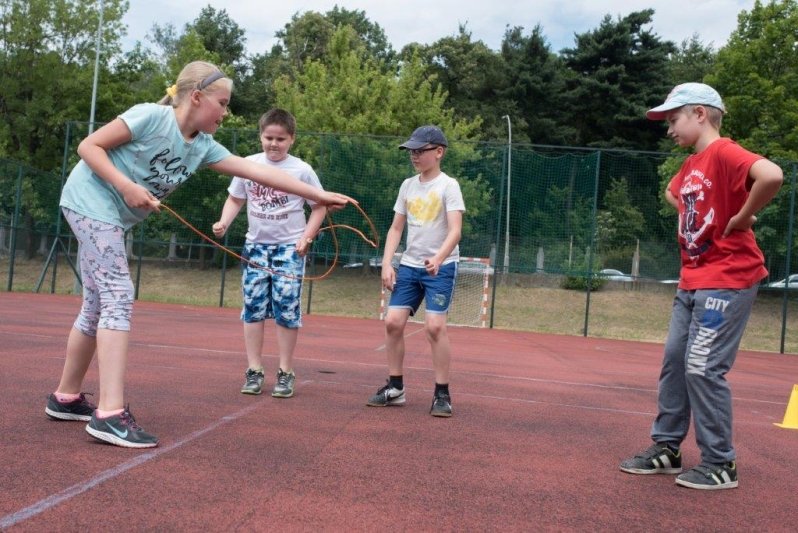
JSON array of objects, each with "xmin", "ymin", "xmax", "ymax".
[{"xmin": 241, "ymin": 243, "xmax": 304, "ymax": 328}]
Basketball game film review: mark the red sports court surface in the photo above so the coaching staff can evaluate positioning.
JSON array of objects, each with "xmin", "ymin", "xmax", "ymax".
[{"xmin": 1, "ymin": 292, "xmax": 796, "ymax": 531}]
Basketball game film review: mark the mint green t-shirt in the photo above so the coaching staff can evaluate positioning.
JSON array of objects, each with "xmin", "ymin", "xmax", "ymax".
[{"xmin": 60, "ymin": 103, "xmax": 231, "ymax": 230}]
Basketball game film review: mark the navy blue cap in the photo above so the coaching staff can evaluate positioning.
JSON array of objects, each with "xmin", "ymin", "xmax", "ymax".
[{"xmin": 399, "ymin": 125, "xmax": 448, "ymax": 149}]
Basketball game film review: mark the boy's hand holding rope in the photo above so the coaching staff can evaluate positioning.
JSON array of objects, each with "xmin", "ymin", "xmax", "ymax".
[{"xmin": 160, "ymin": 203, "xmax": 379, "ymax": 282}]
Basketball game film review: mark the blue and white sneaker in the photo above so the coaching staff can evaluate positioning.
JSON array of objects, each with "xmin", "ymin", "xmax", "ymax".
[
  {"xmin": 367, "ymin": 381, "xmax": 405, "ymax": 406},
  {"xmin": 45, "ymin": 393, "xmax": 96, "ymax": 421},
  {"xmin": 85, "ymin": 406, "xmax": 158, "ymax": 449}
]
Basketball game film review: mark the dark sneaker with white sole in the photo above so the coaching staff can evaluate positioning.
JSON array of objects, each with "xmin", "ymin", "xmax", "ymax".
[
  {"xmin": 675, "ymin": 462, "xmax": 738, "ymax": 490},
  {"xmin": 272, "ymin": 369, "xmax": 296, "ymax": 398},
  {"xmin": 45, "ymin": 393, "xmax": 96, "ymax": 421},
  {"xmin": 367, "ymin": 382, "xmax": 405, "ymax": 406},
  {"xmin": 619, "ymin": 443, "xmax": 682, "ymax": 474},
  {"xmin": 430, "ymin": 391, "xmax": 452, "ymax": 417},
  {"xmin": 241, "ymin": 368, "xmax": 265, "ymax": 395},
  {"xmin": 85, "ymin": 407, "xmax": 158, "ymax": 449}
]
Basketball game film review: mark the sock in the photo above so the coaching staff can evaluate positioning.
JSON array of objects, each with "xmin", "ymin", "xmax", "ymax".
[
  {"xmin": 55, "ymin": 392, "xmax": 81, "ymax": 403},
  {"xmin": 389, "ymin": 375, "xmax": 403, "ymax": 390},
  {"xmin": 250, "ymin": 367, "xmax": 264, "ymax": 373},
  {"xmin": 435, "ymin": 383, "xmax": 449, "ymax": 396},
  {"xmin": 96, "ymin": 408, "xmax": 124, "ymax": 419}
]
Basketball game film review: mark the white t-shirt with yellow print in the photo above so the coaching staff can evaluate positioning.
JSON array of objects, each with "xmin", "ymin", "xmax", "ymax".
[{"xmin": 393, "ymin": 172, "xmax": 466, "ymax": 267}]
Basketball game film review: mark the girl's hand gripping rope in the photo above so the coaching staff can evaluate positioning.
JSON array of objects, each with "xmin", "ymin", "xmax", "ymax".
[{"xmin": 319, "ymin": 191, "xmax": 357, "ymax": 213}]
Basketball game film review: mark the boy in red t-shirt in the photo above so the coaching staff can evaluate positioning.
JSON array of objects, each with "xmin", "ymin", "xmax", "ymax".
[{"xmin": 619, "ymin": 83, "xmax": 783, "ymax": 490}]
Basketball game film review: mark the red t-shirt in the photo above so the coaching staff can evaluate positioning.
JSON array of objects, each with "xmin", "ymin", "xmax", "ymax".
[{"xmin": 668, "ymin": 138, "xmax": 767, "ymax": 290}]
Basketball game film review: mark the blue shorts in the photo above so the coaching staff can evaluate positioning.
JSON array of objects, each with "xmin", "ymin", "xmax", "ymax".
[
  {"xmin": 241, "ymin": 243, "xmax": 304, "ymax": 328},
  {"xmin": 388, "ymin": 262, "xmax": 458, "ymax": 315}
]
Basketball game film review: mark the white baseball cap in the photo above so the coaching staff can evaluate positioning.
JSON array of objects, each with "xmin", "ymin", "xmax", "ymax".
[{"xmin": 646, "ymin": 83, "xmax": 725, "ymax": 120}]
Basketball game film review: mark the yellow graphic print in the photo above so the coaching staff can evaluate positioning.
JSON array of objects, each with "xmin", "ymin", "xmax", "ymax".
[{"xmin": 407, "ymin": 192, "xmax": 442, "ymax": 225}]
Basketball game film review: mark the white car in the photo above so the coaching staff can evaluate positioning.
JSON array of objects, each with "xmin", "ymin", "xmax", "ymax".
[
  {"xmin": 599, "ymin": 268, "xmax": 634, "ymax": 282},
  {"xmin": 767, "ymin": 274, "xmax": 798, "ymax": 289}
]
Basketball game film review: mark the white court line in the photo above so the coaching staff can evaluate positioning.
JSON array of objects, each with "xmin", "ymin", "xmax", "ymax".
[{"xmin": 0, "ymin": 403, "xmax": 262, "ymax": 530}]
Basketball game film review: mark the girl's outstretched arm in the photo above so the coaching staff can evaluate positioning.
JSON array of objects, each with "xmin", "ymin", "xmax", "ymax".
[{"xmin": 210, "ymin": 155, "xmax": 355, "ymax": 209}]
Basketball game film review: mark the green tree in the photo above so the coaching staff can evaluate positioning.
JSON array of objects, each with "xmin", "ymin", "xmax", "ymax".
[
  {"xmin": 500, "ymin": 25, "xmax": 573, "ymax": 145},
  {"xmin": 408, "ymin": 26, "xmax": 512, "ymax": 142},
  {"xmin": 706, "ymin": 0, "xmax": 798, "ymax": 277},
  {"xmin": 235, "ymin": 7, "xmax": 396, "ymax": 122},
  {"xmin": 561, "ymin": 9, "xmax": 676, "ymax": 150},
  {"xmin": 596, "ymin": 177, "xmax": 646, "ymax": 251},
  {"xmin": 667, "ymin": 35, "xmax": 716, "ymax": 86},
  {"xmin": 188, "ymin": 5, "xmax": 246, "ymax": 68},
  {"xmin": 707, "ymin": 0, "xmax": 798, "ymax": 159}
]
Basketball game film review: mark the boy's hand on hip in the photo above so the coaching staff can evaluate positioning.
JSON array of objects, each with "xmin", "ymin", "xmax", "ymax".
[{"xmin": 723, "ymin": 213, "xmax": 757, "ymax": 237}]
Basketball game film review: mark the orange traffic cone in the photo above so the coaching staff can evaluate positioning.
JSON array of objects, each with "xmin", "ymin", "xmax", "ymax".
[{"xmin": 774, "ymin": 384, "xmax": 798, "ymax": 430}]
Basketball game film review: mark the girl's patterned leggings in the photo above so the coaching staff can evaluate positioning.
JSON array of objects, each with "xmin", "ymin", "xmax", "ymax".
[{"xmin": 63, "ymin": 208, "xmax": 133, "ymax": 334}]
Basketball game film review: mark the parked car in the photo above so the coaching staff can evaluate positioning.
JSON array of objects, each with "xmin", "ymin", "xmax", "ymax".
[
  {"xmin": 599, "ymin": 268, "xmax": 634, "ymax": 282},
  {"xmin": 767, "ymin": 274, "xmax": 798, "ymax": 289}
]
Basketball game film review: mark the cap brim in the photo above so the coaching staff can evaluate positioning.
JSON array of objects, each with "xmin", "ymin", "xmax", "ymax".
[
  {"xmin": 646, "ymin": 102, "xmax": 684, "ymax": 120},
  {"xmin": 398, "ymin": 140, "xmax": 427, "ymax": 150}
]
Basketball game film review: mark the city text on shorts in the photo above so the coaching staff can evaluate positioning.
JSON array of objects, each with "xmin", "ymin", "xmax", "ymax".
[
  {"xmin": 619, "ymin": 443, "xmax": 682, "ymax": 474},
  {"xmin": 272, "ymin": 369, "xmax": 296, "ymax": 398},
  {"xmin": 430, "ymin": 391, "xmax": 452, "ymax": 417},
  {"xmin": 675, "ymin": 462, "xmax": 738, "ymax": 490},
  {"xmin": 241, "ymin": 368, "xmax": 265, "ymax": 395},
  {"xmin": 367, "ymin": 382, "xmax": 406, "ymax": 406},
  {"xmin": 45, "ymin": 393, "xmax": 96, "ymax": 421},
  {"xmin": 85, "ymin": 407, "xmax": 158, "ymax": 449}
]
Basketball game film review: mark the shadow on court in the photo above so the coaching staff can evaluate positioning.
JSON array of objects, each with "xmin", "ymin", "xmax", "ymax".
[{"xmin": 1, "ymin": 292, "xmax": 796, "ymax": 531}]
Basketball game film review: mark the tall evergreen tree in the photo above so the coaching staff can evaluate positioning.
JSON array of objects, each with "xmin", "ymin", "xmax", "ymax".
[{"xmin": 560, "ymin": 9, "xmax": 675, "ymax": 150}]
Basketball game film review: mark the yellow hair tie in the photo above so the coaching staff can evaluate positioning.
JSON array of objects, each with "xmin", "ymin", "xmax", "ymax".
[{"xmin": 166, "ymin": 84, "xmax": 177, "ymax": 98}]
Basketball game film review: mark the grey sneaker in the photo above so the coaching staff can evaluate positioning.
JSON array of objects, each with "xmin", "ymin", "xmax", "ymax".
[
  {"xmin": 675, "ymin": 462, "xmax": 738, "ymax": 490},
  {"xmin": 367, "ymin": 381, "xmax": 405, "ymax": 406},
  {"xmin": 272, "ymin": 369, "xmax": 295, "ymax": 398},
  {"xmin": 619, "ymin": 443, "xmax": 682, "ymax": 474},
  {"xmin": 241, "ymin": 368, "xmax": 264, "ymax": 395},
  {"xmin": 85, "ymin": 406, "xmax": 158, "ymax": 449},
  {"xmin": 45, "ymin": 392, "xmax": 96, "ymax": 421},
  {"xmin": 430, "ymin": 391, "xmax": 452, "ymax": 417}
]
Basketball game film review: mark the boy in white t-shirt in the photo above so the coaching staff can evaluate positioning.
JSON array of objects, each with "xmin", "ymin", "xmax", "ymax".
[
  {"xmin": 367, "ymin": 125, "xmax": 466, "ymax": 417},
  {"xmin": 213, "ymin": 109, "xmax": 326, "ymax": 398}
]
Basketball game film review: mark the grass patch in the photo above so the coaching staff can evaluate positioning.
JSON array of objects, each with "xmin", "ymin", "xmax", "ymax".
[{"xmin": 3, "ymin": 256, "xmax": 797, "ymax": 354}]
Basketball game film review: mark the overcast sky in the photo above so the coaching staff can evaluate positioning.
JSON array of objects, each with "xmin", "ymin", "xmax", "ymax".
[{"xmin": 120, "ymin": 0, "xmax": 757, "ymax": 55}]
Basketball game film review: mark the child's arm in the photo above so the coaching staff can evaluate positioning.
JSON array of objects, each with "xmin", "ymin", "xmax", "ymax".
[
  {"xmin": 209, "ymin": 156, "xmax": 355, "ymax": 209},
  {"xmin": 296, "ymin": 204, "xmax": 327, "ymax": 257},
  {"xmin": 723, "ymin": 159, "xmax": 783, "ymax": 237},
  {"xmin": 664, "ymin": 188, "xmax": 678, "ymax": 209},
  {"xmin": 212, "ymin": 195, "xmax": 246, "ymax": 238},
  {"xmin": 381, "ymin": 213, "xmax": 406, "ymax": 291},
  {"xmin": 425, "ymin": 210, "xmax": 463, "ymax": 275},
  {"xmin": 77, "ymin": 119, "xmax": 161, "ymax": 211}
]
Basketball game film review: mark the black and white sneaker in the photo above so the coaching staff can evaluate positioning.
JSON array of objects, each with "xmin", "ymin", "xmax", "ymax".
[
  {"xmin": 619, "ymin": 443, "xmax": 682, "ymax": 474},
  {"xmin": 430, "ymin": 391, "xmax": 452, "ymax": 417},
  {"xmin": 366, "ymin": 381, "xmax": 405, "ymax": 406},
  {"xmin": 45, "ymin": 393, "xmax": 96, "ymax": 421},
  {"xmin": 85, "ymin": 407, "xmax": 158, "ymax": 449},
  {"xmin": 675, "ymin": 462, "xmax": 738, "ymax": 490}
]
